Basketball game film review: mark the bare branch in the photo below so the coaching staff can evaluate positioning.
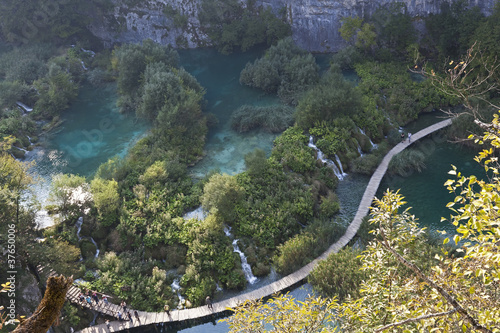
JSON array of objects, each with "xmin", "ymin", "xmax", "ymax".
[{"xmin": 374, "ymin": 308, "xmax": 458, "ymax": 332}]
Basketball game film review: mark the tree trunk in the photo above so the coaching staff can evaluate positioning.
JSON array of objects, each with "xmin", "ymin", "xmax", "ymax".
[{"xmin": 12, "ymin": 275, "xmax": 72, "ymax": 333}]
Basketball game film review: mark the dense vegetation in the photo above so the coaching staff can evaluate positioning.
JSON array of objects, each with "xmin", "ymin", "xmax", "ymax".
[
  {"xmin": 2, "ymin": 1, "xmax": 500, "ymax": 331},
  {"xmin": 198, "ymin": 0, "xmax": 291, "ymax": 54}
]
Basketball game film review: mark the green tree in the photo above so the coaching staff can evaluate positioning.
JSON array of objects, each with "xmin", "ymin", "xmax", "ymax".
[
  {"xmin": 90, "ymin": 177, "xmax": 120, "ymax": 226},
  {"xmin": 222, "ymin": 293, "xmax": 337, "ymax": 332},
  {"xmin": 49, "ymin": 174, "xmax": 90, "ymax": 216},
  {"xmin": 308, "ymin": 248, "xmax": 365, "ymax": 301},
  {"xmin": 201, "ymin": 173, "xmax": 244, "ymax": 222},
  {"xmin": 295, "ymin": 69, "xmax": 362, "ymax": 129}
]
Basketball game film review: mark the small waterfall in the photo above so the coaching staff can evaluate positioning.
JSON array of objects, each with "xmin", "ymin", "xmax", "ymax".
[
  {"xmin": 171, "ymin": 279, "xmax": 185, "ymax": 308},
  {"xmin": 232, "ymin": 239, "xmax": 257, "ymax": 284},
  {"xmin": 16, "ymin": 101, "xmax": 33, "ymax": 112},
  {"xmin": 80, "ymin": 60, "xmax": 88, "ymax": 71},
  {"xmin": 357, "ymin": 128, "xmax": 378, "ymax": 150},
  {"xmin": 27, "ymin": 136, "xmax": 33, "ymax": 145},
  {"xmin": 357, "ymin": 143, "xmax": 364, "ymax": 156},
  {"xmin": 224, "ymin": 226, "xmax": 257, "ymax": 284},
  {"xmin": 76, "ymin": 217, "xmax": 83, "ymax": 240},
  {"xmin": 308, "ymin": 136, "xmax": 345, "ymax": 180},
  {"xmin": 76, "ymin": 217, "xmax": 100, "ymax": 258},
  {"xmin": 334, "ymin": 154, "xmax": 347, "ymax": 177},
  {"xmin": 90, "ymin": 238, "xmax": 100, "ymax": 258}
]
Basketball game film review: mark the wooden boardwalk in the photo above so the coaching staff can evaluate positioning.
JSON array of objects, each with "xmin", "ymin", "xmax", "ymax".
[{"xmin": 75, "ymin": 119, "xmax": 452, "ymax": 333}]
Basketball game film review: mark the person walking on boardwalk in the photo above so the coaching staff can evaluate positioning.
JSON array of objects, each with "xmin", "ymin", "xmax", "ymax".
[
  {"xmin": 127, "ymin": 311, "xmax": 133, "ymax": 322},
  {"xmin": 102, "ymin": 295, "xmax": 109, "ymax": 305},
  {"xmin": 78, "ymin": 292, "xmax": 85, "ymax": 304},
  {"xmin": 401, "ymin": 131, "xmax": 405, "ymax": 142},
  {"xmin": 121, "ymin": 300, "xmax": 127, "ymax": 312},
  {"xmin": 408, "ymin": 132, "xmax": 412, "ymax": 143},
  {"xmin": 118, "ymin": 311, "xmax": 123, "ymax": 321},
  {"xmin": 164, "ymin": 303, "xmax": 170, "ymax": 315},
  {"xmin": 92, "ymin": 291, "xmax": 99, "ymax": 305},
  {"xmin": 105, "ymin": 319, "xmax": 110, "ymax": 330},
  {"xmin": 206, "ymin": 296, "xmax": 213, "ymax": 310},
  {"xmin": 134, "ymin": 310, "xmax": 140, "ymax": 322}
]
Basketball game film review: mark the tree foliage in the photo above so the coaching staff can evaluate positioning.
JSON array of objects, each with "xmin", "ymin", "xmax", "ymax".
[
  {"xmin": 240, "ymin": 37, "xmax": 319, "ymax": 105},
  {"xmin": 295, "ymin": 68, "xmax": 362, "ymax": 129}
]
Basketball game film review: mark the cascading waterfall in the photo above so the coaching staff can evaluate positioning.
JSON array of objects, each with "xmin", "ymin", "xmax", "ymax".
[
  {"xmin": 27, "ymin": 136, "xmax": 32, "ymax": 145},
  {"xmin": 171, "ymin": 279, "xmax": 185, "ymax": 308},
  {"xmin": 16, "ymin": 101, "xmax": 33, "ymax": 112},
  {"xmin": 357, "ymin": 143, "xmax": 364, "ymax": 156},
  {"xmin": 308, "ymin": 136, "xmax": 345, "ymax": 180},
  {"xmin": 357, "ymin": 128, "xmax": 378, "ymax": 149},
  {"xmin": 76, "ymin": 217, "xmax": 100, "ymax": 258},
  {"xmin": 224, "ymin": 226, "xmax": 257, "ymax": 284},
  {"xmin": 334, "ymin": 154, "xmax": 348, "ymax": 178}
]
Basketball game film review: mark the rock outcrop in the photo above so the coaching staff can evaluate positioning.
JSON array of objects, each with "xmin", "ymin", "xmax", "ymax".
[{"xmin": 88, "ymin": 0, "xmax": 496, "ymax": 51}]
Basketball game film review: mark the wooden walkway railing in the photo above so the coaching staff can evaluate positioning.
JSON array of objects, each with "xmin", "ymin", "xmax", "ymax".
[{"xmin": 74, "ymin": 119, "xmax": 452, "ymax": 333}]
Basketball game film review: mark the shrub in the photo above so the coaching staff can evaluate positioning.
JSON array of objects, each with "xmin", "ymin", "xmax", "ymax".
[
  {"xmin": 308, "ymin": 248, "xmax": 365, "ymax": 300},
  {"xmin": 230, "ymin": 104, "xmax": 294, "ymax": 133},
  {"xmin": 239, "ymin": 37, "xmax": 319, "ymax": 105},
  {"xmin": 388, "ymin": 148, "xmax": 427, "ymax": 176},
  {"xmin": 295, "ymin": 70, "xmax": 362, "ymax": 129}
]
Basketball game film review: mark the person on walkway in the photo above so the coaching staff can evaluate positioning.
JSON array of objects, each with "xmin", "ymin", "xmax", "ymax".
[
  {"xmin": 105, "ymin": 319, "xmax": 110, "ymax": 330},
  {"xmin": 121, "ymin": 300, "xmax": 127, "ymax": 312},
  {"xmin": 134, "ymin": 310, "xmax": 140, "ymax": 322},
  {"xmin": 205, "ymin": 296, "xmax": 213, "ymax": 310},
  {"xmin": 118, "ymin": 311, "xmax": 123, "ymax": 321},
  {"xmin": 102, "ymin": 295, "xmax": 109, "ymax": 305},
  {"xmin": 86, "ymin": 295, "xmax": 92, "ymax": 306},
  {"xmin": 408, "ymin": 132, "xmax": 412, "ymax": 143},
  {"xmin": 127, "ymin": 311, "xmax": 133, "ymax": 322},
  {"xmin": 78, "ymin": 292, "xmax": 85, "ymax": 304},
  {"xmin": 164, "ymin": 303, "xmax": 170, "ymax": 316},
  {"xmin": 92, "ymin": 291, "xmax": 99, "ymax": 305},
  {"xmin": 401, "ymin": 132, "xmax": 405, "ymax": 142}
]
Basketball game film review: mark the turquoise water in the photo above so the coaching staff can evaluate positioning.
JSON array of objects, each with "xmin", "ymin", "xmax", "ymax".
[
  {"xmin": 26, "ymin": 83, "xmax": 148, "ymax": 227},
  {"xmin": 179, "ymin": 48, "xmax": 281, "ymax": 177},
  {"xmin": 378, "ymin": 134, "xmax": 484, "ymax": 236}
]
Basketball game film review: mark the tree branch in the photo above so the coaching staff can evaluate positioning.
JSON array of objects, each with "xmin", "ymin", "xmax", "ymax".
[
  {"xmin": 374, "ymin": 308, "xmax": 458, "ymax": 332},
  {"xmin": 13, "ymin": 275, "xmax": 72, "ymax": 333},
  {"xmin": 378, "ymin": 229, "xmax": 492, "ymax": 333}
]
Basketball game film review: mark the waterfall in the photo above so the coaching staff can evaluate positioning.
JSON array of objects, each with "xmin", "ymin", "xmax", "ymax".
[
  {"xmin": 232, "ymin": 239, "xmax": 257, "ymax": 284},
  {"xmin": 16, "ymin": 101, "xmax": 33, "ymax": 112},
  {"xmin": 357, "ymin": 128, "xmax": 378, "ymax": 150},
  {"xmin": 76, "ymin": 217, "xmax": 83, "ymax": 240},
  {"xmin": 308, "ymin": 136, "xmax": 345, "ymax": 180},
  {"xmin": 27, "ymin": 136, "xmax": 33, "ymax": 145},
  {"xmin": 224, "ymin": 226, "xmax": 257, "ymax": 284},
  {"xmin": 171, "ymin": 278, "xmax": 185, "ymax": 308},
  {"xmin": 357, "ymin": 143, "xmax": 364, "ymax": 156},
  {"xmin": 76, "ymin": 216, "xmax": 100, "ymax": 258},
  {"xmin": 334, "ymin": 154, "xmax": 348, "ymax": 178}
]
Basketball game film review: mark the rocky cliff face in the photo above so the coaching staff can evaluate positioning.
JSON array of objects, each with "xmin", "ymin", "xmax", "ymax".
[{"xmin": 88, "ymin": 0, "xmax": 496, "ymax": 51}]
